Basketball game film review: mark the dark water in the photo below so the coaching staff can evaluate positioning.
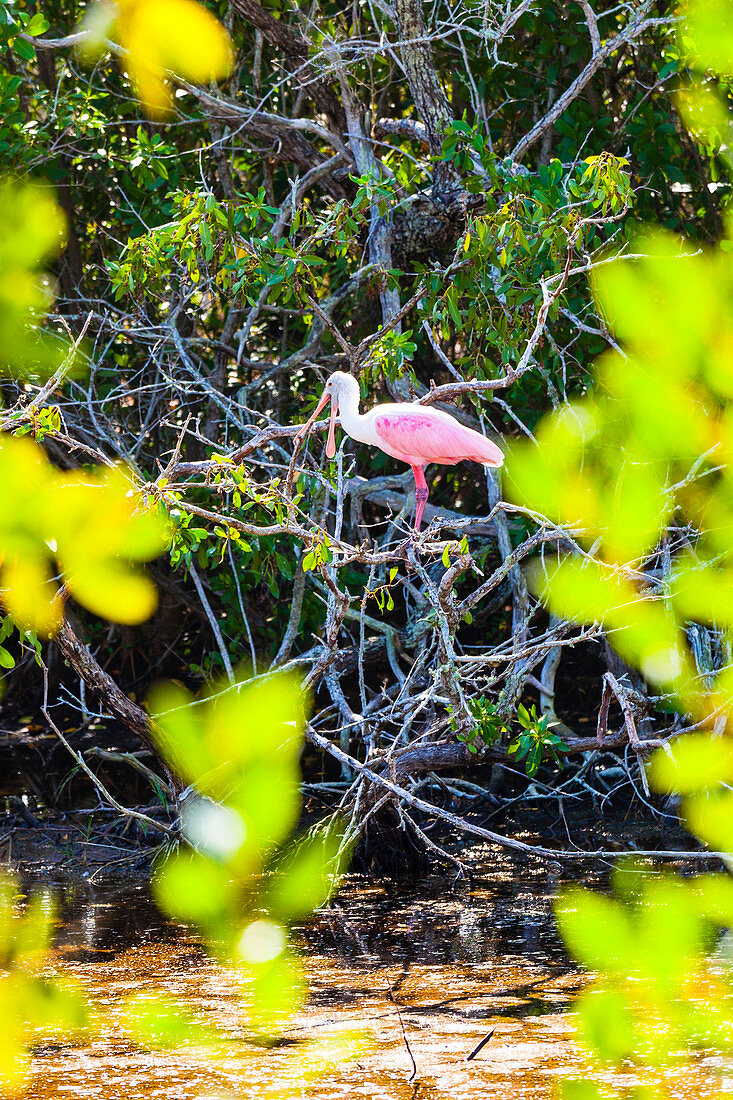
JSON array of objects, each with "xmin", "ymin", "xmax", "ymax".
[{"xmin": 17, "ymin": 868, "xmax": 724, "ymax": 1100}]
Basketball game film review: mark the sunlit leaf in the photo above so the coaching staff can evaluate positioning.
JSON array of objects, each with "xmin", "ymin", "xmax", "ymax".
[
  {"xmin": 153, "ymin": 850, "xmax": 238, "ymax": 923},
  {"xmin": 573, "ymin": 984, "xmax": 635, "ymax": 1063},
  {"xmin": 532, "ymin": 557, "xmax": 688, "ymax": 689},
  {"xmin": 147, "ymin": 681, "xmax": 213, "ymax": 786},
  {"xmin": 265, "ymin": 826, "xmax": 348, "ymax": 921},
  {"xmin": 0, "ymin": 436, "xmax": 167, "ymax": 634},
  {"xmin": 241, "ymin": 948, "xmax": 305, "ymax": 1037},
  {"xmin": 1, "ymin": 554, "xmax": 63, "ymax": 636},
  {"xmin": 89, "ymin": 0, "xmax": 233, "ymax": 117},
  {"xmin": 693, "ymin": 873, "xmax": 733, "ymax": 926},
  {"xmin": 63, "ymin": 560, "xmax": 158, "ymax": 624},
  {"xmin": 592, "ymin": 233, "xmax": 712, "ymax": 377},
  {"xmin": 0, "ymin": 182, "xmax": 67, "ymax": 377},
  {"xmin": 684, "ymin": 788, "xmax": 733, "ymax": 852},
  {"xmin": 649, "ymin": 733, "xmax": 733, "ymax": 794},
  {"xmin": 555, "ymin": 887, "xmax": 637, "ymax": 973},
  {"xmin": 681, "ymin": 0, "xmax": 733, "ymax": 76},
  {"xmin": 122, "ymin": 992, "xmax": 220, "ymax": 1050},
  {"xmin": 560, "ymin": 1083, "xmax": 614, "ymax": 1100},
  {"xmin": 637, "ymin": 878, "xmax": 708, "ymax": 986}
]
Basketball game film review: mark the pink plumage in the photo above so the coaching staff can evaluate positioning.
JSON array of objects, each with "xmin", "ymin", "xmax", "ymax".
[
  {"xmin": 374, "ymin": 410, "xmax": 504, "ymax": 468},
  {"xmin": 295, "ymin": 371, "xmax": 505, "ymax": 531}
]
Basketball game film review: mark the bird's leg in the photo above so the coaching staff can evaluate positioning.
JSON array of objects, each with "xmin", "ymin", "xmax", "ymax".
[
  {"xmin": 412, "ymin": 465, "xmax": 429, "ymax": 532},
  {"xmin": 394, "ymin": 467, "xmax": 430, "ymax": 560}
]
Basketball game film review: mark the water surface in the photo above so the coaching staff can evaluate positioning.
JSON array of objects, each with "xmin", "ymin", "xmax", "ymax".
[{"xmin": 22, "ymin": 866, "xmax": 725, "ymax": 1100}]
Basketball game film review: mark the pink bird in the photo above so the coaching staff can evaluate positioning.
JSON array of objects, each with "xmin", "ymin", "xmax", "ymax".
[{"xmin": 295, "ymin": 371, "xmax": 504, "ymax": 530}]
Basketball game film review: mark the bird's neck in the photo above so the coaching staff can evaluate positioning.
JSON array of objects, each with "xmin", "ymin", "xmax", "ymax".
[{"xmin": 338, "ymin": 387, "xmax": 369, "ymax": 443}]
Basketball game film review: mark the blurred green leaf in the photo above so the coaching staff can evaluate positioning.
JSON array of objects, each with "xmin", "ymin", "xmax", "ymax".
[
  {"xmin": 681, "ymin": 0, "xmax": 733, "ymax": 75},
  {"xmin": 81, "ymin": 0, "xmax": 233, "ymax": 117},
  {"xmin": 241, "ymin": 948, "xmax": 305, "ymax": 1038},
  {"xmin": 684, "ymin": 788, "xmax": 733, "ymax": 852},
  {"xmin": 669, "ymin": 555, "xmax": 733, "ymax": 627},
  {"xmin": 122, "ymin": 992, "xmax": 220, "ymax": 1050},
  {"xmin": 693, "ymin": 873, "xmax": 733, "ymax": 926},
  {"xmin": 149, "ymin": 674, "xmax": 305, "ymax": 836},
  {"xmin": 0, "ymin": 181, "xmax": 66, "ymax": 377},
  {"xmin": 532, "ymin": 557, "xmax": 687, "ymax": 689},
  {"xmin": 573, "ymin": 985, "xmax": 635, "ymax": 1063},
  {"xmin": 636, "ymin": 878, "xmax": 708, "ymax": 987},
  {"xmin": 265, "ymin": 826, "xmax": 347, "ymax": 921},
  {"xmin": 0, "ymin": 437, "xmax": 168, "ymax": 634},
  {"xmin": 153, "ymin": 850, "xmax": 238, "ymax": 924},
  {"xmin": 649, "ymin": 733, "xmax": 733, "ymax": 794},
  {"xmin": 554, "ymin": 888, "xmax": 636, "ymax": 973},
  {"xmin": 560, "ymin": 1083, "xmax": 613, "ymax": 1100}
]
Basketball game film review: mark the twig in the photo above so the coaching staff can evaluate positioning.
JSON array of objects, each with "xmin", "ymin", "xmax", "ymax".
[
  {"xmin": 466, "ymin": 1028, "xmax": 495, "ymax": 1061},
  {"xmin": 387, "ymin": 984, "xmax": 417, "ymax": 1082}
]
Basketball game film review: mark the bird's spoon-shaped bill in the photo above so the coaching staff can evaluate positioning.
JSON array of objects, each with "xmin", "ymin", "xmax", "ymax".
[
  {"xmin": 293, "ymin": 387, "xmax": 337, "ymax": 457},
  {"xmin": 326, "ymin": 396, "xmax": 337, "ymax": 458}
]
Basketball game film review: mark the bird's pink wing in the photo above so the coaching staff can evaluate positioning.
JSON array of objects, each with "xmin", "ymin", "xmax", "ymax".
[{"xmin": 374, "ymin": 411, "xmax": 503, "ymax": 466}]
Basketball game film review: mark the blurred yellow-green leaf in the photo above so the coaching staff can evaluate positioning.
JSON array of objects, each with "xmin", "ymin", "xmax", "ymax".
[
  {"xmin": 63, "ymin": 559, "xmax": 158, "ymax": 625},
  {"xmin": 265, "ymin": 827, "xmax": 347, "ymax": 922},
  {"xmin": 669, "ymin": 554, "xmax": 733, "ymax": 628},
  {"xmin": 677, "ymin": 82, "xmax": 733, "ymax": 158},
  {"xmin": 153, "ymin": 850, "xmax": 238, "ymax": 924},
  {"xmin": 554, "ymin": 888, "xmax": 636, "ymax": 974},
  {"xmin": 573, "ymin": 984, "xmax": 635, "ymax": 1063},
  {"xmin": 0, "ymin": 435, "xmax": 168, "ymax": 634},
  {"xmin": 83, "ymin": 0, "xmax": 233, "ymax": 117},
  {"xmin": 149, "ymin": 674, "xmax": 305, "ymax": 827},
  {"xmin": 241, "ymin": 948, "xmax": 305, "ymax": 1038},
  {"xmin": 121, "ymin": 992, "xmax": 220, "ymax": 1050},
  {"xmin": 533, "ymin": 557, "xmax": 687, "ymax": 689},
  {"xmin": 0, "ymin": 182, "xmax": 67, "ymax": 378},
  {"xmin": 681, "ymin": 0, "xmax": 733, "ymax": 76},
  {"xmin": 592, "ymin": 234, "xmax": 711, "ymax": 376},
  {"xmin": 560, "ymin": 1083, "xmax": 614, "ymax": 1100},
  {"xmin": 693, "ymin": 873, "xmax": 733, "ymax": 926},
  {"xmin": 684, "ymin": 788, "xmax": 733, "ymax": 852},
  {"xmin": 0, "ymin": 1021, "xmax": 29, "ymax": 1097},
  {"xmin": 649, "ymin": 733, "xmax": 733, "ymax": 794},
  {"xmin": 636, "ymin": 878, "xmax": 708, "ymax": 987}
]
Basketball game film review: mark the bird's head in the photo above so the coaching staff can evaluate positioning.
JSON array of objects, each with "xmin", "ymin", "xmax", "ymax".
[{"xmin": 308, "ymin": 371, "xmax": 358, "ymax": 458}]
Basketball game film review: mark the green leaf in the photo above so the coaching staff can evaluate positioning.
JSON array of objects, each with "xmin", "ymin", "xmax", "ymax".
[
  {"xmin": 682, "ymin": 0, "xmax": 733, "ymax": 76},
  {"xmin": 533, "ymin": 557, "xmax": 687, "ymax": 690},
  {"xmin": 560, "ymin": 1083, "xmax": 612, "ymax": 1100},
  {"xmin": 555, "ymin": 887, "xmax": 636, "ymax": 973},
  {"xmin": 25, "ymin": 13, "xmax": 49, "ymax": 35},
  {"xmin": 684, "ymin": 788, "xmax": 733, "ymax": 852},
  {"xmin": 648, "ymin": 733, "xmax": 733, "ymax": 794},
  {"xmin": 153, "ymin": 851, "xmax": 238, "ymax": 922},
  {"xmin": 122, "ymin": 992, "xmax": 219, "ymax": 1050},
  {"xmin": 14, "ymin": 37, "xmax": 35, "ymax": 61},
  {"xmin": 574, "ymin": 985, "xmax": 635, "ymax": 1064},
  {"xmin": 241, "ymin": 948, "xmax": 305, "ymax": 1038},
  {"xmin": 265, "ymin": 827, "xmax": 347, "ymax": 921}
]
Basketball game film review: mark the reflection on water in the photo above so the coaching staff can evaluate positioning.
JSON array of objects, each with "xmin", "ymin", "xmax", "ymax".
[
  {"xmin": 19, "ymin": 865, "xmax": 719, "ymax": 1100},
  {"xmin": 17, "ymin": 865, "xmax": 586, "ymax": 1100}
]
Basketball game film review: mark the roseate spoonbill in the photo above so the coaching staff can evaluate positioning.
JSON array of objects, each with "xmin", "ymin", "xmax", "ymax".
[{"xmin": 295, "ymin": 371, "xmax": 504, "ymax": 531}]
